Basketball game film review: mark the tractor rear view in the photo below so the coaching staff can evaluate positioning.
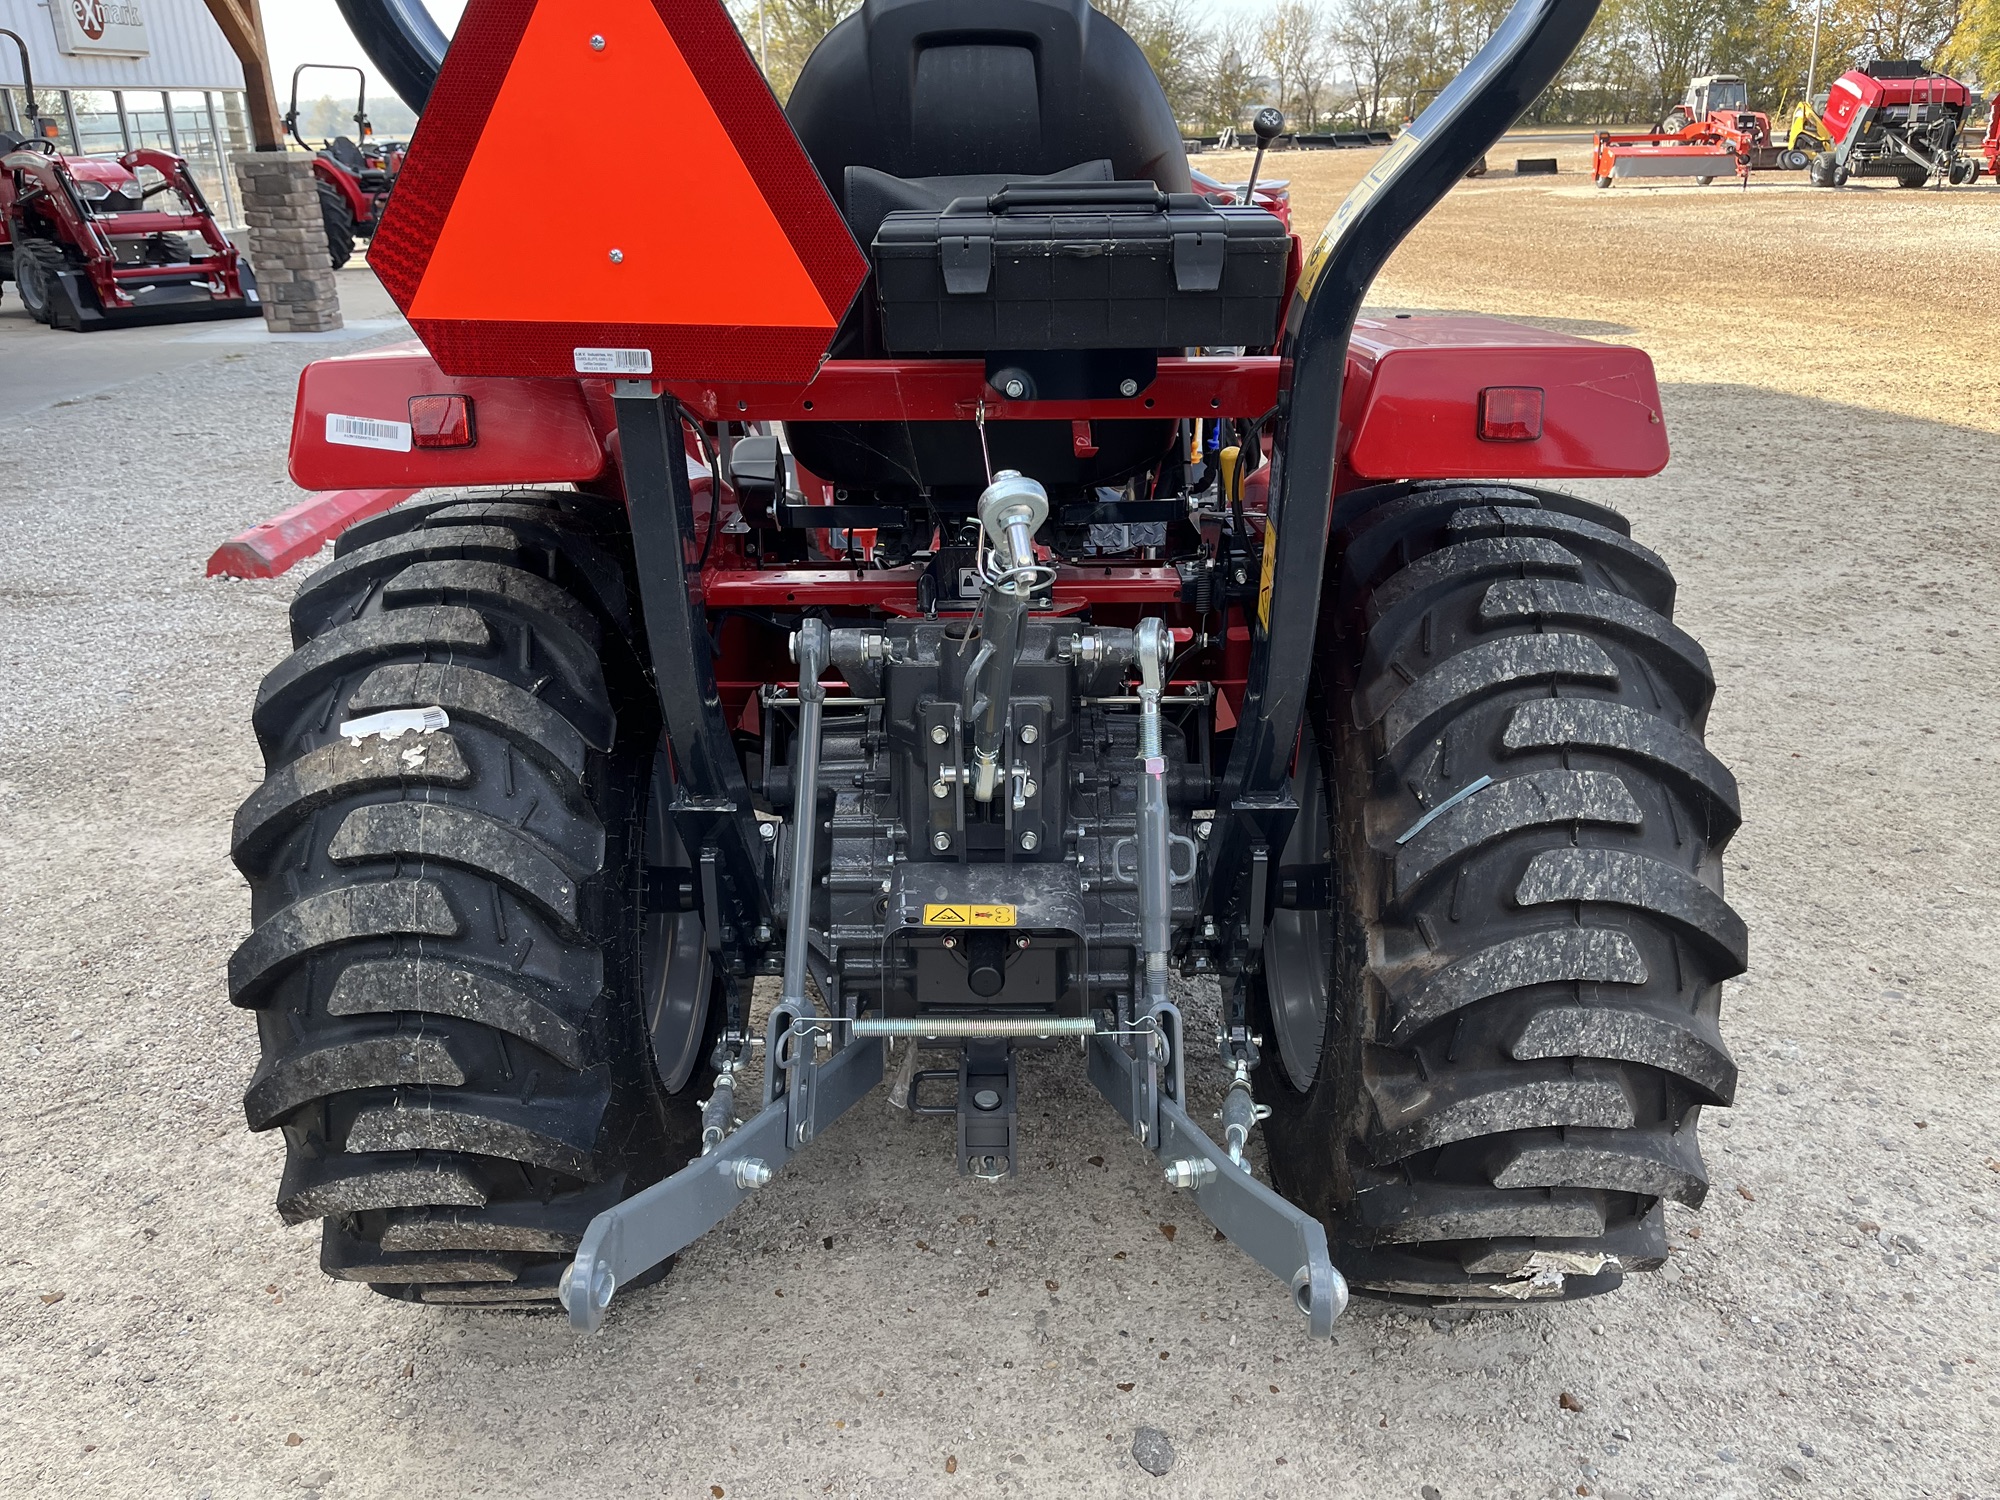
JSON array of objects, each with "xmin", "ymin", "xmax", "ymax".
[
  {"xmin": 229, "ymin": 0, "xmax": 1741, "ymax": 1330},
  {"xmin": 286, "ymin": 64, "xmax": 406, "ymax": 269}
]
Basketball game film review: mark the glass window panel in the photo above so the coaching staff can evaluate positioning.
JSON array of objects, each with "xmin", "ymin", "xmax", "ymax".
[
  {"xmin": 170, "ymin": 89, "xmax": 227, "ymax": 208},
  {"xmin": 71, "ymin": 90, "xmax": 125, "ymax": 156},
  {"xmin": 126, "ymin": 91, "xmax": 173, "ymax": 151},
  {"xmin": 6, "ymin": 89, "xmax": 71, "ymax": 146},
  {"xmin": 219, "ymin": 92, "xmax": 250, "ymax": 156}
]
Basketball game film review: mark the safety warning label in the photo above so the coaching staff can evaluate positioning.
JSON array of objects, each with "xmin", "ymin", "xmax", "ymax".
[{"xmin": 922, "ymin": 904, "xmax": 1018, "ymax": 927}]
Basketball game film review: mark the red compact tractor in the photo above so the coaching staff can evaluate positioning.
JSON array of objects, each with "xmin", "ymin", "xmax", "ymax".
[
  {"xmin": 286, "ymin": 64, "xmax": 406, "ymax": 269},
  {"xmin": 1809, "ymin": 60, "xmax": 1976, "ymax": 186},
  {"xmin": 233, "ymin": 0, "xmax": 1740, "ymax": 1330},
  {"xmin": 1593, "ymin": 75, "xmax": 1787, "ymax": 187},
  {"xmin": 0, "ymin": 30, "xmax": 257, "ymax": 329}
]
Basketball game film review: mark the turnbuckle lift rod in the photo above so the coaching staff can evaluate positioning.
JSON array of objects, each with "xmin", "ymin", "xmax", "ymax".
[
  {"xmin": 562, "ymin": 617, "xmax": 884, "ymax": 1331},
  {"xmin": 1087, "ymin": 613, "xmax": 1347, "ymax": 1338}
]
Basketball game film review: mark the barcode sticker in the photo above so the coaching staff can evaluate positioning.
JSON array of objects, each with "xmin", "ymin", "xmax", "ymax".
[
  {"xmin": 573, "ymin": 347, "xmax": 654, "ymax": 375},
  {"xmin": 325, "ymin": 413, "xmax": 413, "ymax": 452}
]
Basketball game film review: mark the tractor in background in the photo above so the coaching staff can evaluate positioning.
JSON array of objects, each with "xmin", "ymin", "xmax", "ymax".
[
  {"xmin": 0, "ymin": 28, "xmax": 258, "ymax": 329},
  {"xmin": 286, "ymin": 63, "xmax": 407, "ymax": 269},
  {"xmin": 1592, "ymin": 75, "xmax": 1787, "ymax": 187},
  {"xmin": 1808, "ymin": 61, "xmax": 1976, "ymax": 186},
  {"xmin": 1661, "ymin": 74, "xmax": 1801, "ymax": 170}
]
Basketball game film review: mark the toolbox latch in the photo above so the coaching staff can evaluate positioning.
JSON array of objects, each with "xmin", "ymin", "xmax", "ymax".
[
  {"xmin": 941, "ymin": 234, "xmax": 993, "ymax": 295},
  {"xmin": 1172, "ymin": 230, "xmax": 1226, "ymax": 293}
]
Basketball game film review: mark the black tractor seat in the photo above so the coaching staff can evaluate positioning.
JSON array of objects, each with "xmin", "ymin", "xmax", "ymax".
[{"xmin": 781, "ymin": 0, "xmax": 1198, "ymax": 504}]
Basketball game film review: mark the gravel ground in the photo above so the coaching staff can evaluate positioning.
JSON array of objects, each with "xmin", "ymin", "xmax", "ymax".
[{"xmin": 1, "ymin": 157, "xmax": 1996, "ymax": 1500}]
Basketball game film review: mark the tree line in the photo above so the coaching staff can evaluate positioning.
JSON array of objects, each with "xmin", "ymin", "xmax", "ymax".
[{"xmin": 730, "ymin": 0, "xmax": 1989, "ymax": 132}]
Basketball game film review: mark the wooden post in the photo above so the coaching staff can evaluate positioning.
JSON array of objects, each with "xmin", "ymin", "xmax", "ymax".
[{"xmin": 203, "ymin": 0, "xmax": 285, "ymax": 150}]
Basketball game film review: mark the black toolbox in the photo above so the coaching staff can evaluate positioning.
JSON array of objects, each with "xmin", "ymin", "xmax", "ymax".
[{"xmin": 872, "ymin": 181, "xmax": 1289, "ymax": 354}]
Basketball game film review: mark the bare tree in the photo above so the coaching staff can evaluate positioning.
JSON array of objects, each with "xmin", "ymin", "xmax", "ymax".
[
  {"xmin": 1262, "ymin": 1, "xmax": 1339, "ymax": 127},
  {"xmin": 729, "ymin": 0, "xmax": 861, "ymax": 100},
  {"xmin": 1113, "ymin": 0, "xmax": 1217, "ymax": 129},
  {"xmin": 1336, "ymin": 0, "xmax": 1419, "ymax": 127},
  {"xmin": 1837, "ymin": 0, "xmax": 1966, "ymax": 60},
  {"xmin": 1195, "ymin": 16, "xmax": 1268, "ymax": 133}
]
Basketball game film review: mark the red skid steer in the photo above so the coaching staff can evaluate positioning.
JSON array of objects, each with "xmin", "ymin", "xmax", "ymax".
[{"xmin": 230, "ymin": 0, "xmax": 1742, "ymax": 1331}]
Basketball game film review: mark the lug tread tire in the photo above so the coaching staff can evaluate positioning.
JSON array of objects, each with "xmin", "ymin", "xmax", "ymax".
[
  {"xmin": 1262, "ymin": 481, "xmax": 1740, "ymax": 1304},
  {"xmin": 233, "ymin": 488, "xmax": 682, "ymax": 1305},
  {"xmin": 318, "ymin": 179, "xmax": 356, "ymax": 270}
]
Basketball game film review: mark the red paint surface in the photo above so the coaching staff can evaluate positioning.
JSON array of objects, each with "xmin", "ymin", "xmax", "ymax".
[
  {"xmin": 1340, "ymin": 316, "xmax": 1667, "ymax": 482},
  {"xmin": 206, "ymin": 488, "xmax": 418, "ymax": 580},
  {"xmin": 666, "ymin": 357, "xmax": 1282, "ymax": 423},
  {"xmin": 288, "ymin": 344, "xmax": 608, "ymax": 490}
]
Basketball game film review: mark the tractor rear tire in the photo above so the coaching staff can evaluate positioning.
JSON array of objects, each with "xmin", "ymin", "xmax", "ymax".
[
  {"xmin": 319, "ymin": 179, "xmax": 356, "ymax": 270},
  {"xmin": 1254, "ymin": 482, "xmax": 1742, "ymax": 1304},
  {"xmin": 14, "ymin": 240, "xmax": 67, "ymax": 325},
  {"xmin": 231, "ymin": 489, "xmax": 713, "ymax": 1305}
]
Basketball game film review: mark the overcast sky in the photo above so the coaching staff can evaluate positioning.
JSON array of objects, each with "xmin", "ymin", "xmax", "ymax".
[{"xmin": 265, "ymin": 1, "xmax": 1264, "ymax": 105}]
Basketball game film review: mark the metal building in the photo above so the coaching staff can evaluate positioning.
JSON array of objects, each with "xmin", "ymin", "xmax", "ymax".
[{"xmin": 1, "ymin": 0, "xmax": 248, "ymax": 222}]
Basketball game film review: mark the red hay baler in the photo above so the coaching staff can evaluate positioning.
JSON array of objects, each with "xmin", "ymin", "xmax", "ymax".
[{"xmin": 1809, "ymin": 60, "xmax": 1977, "ymax": 187}]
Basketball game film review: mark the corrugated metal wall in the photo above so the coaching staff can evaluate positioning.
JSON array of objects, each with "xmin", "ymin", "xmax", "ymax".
[{"xmin": 0, "ymin": 0, "xmax": 241, "ymax": 90}]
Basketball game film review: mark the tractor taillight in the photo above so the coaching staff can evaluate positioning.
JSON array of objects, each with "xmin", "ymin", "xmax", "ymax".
[
  {"xmin": 1478, "ymin": 386, "xmax": 1543, "ymax": 442},
  {"xmin": 409, "ymin": 394, "xmax": 476, "ymax": 448}
]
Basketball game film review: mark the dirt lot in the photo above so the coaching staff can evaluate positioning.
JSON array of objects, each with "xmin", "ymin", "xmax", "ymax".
[{"xmin": 2, "ymin": 142, "xmax": 1997, "ymax": 1500}]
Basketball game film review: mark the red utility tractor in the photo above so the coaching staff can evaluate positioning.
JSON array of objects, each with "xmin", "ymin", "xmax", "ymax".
[
  {"xmin": 1809, "ymin": 60, "xmax": 1976, "ymax": 187},
  {"xmin": 286, "ymin": 63, "xmax": 406, "ymax": 269},
  {"xmin": 0, "ymin": 29, "xmax": 257, "ymax": 329},
  {"xmin": 233, "ymin": 0, "xmax": 1740, "ymax": 1331},
  {"xmin": 1663, "ymin": 73, "xmax": 1802, "ymax": 169},
  {"xmin": 1593, "ymin": 75, "xmax": 1784, "ymax": 187}
]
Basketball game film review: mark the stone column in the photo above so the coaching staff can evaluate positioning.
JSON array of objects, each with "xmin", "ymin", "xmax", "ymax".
[{"xmin": 231, "ymin": 150, "xmax": 343, "ymax": 333}]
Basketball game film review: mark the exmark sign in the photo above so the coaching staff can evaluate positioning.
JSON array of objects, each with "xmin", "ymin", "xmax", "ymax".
[{"xmin": 48, "ymin": 0, "xmax": 151, "ymax": 58}]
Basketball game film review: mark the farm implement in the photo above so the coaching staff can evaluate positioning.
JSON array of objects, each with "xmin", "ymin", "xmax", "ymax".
[
  {"xmin": 1809, "ymin": 61, "xmax": 1978, "ymax": 187},
  {"xmin": 228, "ymin": 0, "xmax": 1741, "ymax": 1333}
]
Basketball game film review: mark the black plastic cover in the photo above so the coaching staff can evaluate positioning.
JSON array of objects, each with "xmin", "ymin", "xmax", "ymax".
[{"xmin": 872, "ymin": 189, "xmax": 1288, "ymax": 352}]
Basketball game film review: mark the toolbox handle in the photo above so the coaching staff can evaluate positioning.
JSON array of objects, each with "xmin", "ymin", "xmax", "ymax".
[{"xmin": 973, "ymin": 181, "xmax": 1174, "ymax": 214}]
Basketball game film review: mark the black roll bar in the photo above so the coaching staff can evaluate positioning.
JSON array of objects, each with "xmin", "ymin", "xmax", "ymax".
[
  {"xmin": 333, "ymin": 0, "xmax": 449, "ymax": 113},
  {"xmin": 1205, "ymin": 0, "xmax": 1604, "ymax": 928}
]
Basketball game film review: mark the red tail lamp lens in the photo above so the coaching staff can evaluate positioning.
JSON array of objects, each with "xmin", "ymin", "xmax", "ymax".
[
  {"xmin": 409, "ymin": 394, "xmax": 476, "ymax": 448},
  {"xmin": 1478, "ymin": 386, "xmax": 1543, "ymax": 442}
]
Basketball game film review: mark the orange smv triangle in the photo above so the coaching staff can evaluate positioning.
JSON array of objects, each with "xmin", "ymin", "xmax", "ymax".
[{"xmin": 409, "ymin": 0, "xmax": 835, "ymax": 330}]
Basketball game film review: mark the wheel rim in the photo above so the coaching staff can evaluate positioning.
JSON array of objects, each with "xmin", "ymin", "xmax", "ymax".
[
  {"xmin": 17, "ymin": 250, "xmax": 47, "ymax": 313},
  {"xmin": 1263, "ymin": 735, "xmax": 1334, "ymax": 1090},
  {"xmin": 638, "ymin": 742, "xmax": 714, "ymax": 1092}
]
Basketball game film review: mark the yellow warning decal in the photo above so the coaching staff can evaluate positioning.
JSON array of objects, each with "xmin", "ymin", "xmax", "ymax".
[
  {"xmin": 1257, "ymin": 512, "xmax": 1278, "ymax": 630},
  {"xmin": 924, "ymin": 904, "xmax": 1018, "ymax": 927}
]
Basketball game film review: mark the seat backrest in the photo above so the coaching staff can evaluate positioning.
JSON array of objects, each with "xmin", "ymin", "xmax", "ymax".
[
  {"xmin": 786, "ymin": 0, "xmax": 1191, "ymax": 207},
  {"xmin": 326, "ymin": 137, "xmax": 367, "ymax": 174}
]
